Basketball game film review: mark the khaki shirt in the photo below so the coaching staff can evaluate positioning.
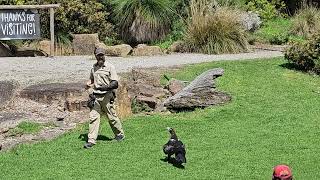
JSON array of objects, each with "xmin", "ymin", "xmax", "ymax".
[{"xmin": 90, "ymin": 62, "xmax": 119, "ymax": 94}]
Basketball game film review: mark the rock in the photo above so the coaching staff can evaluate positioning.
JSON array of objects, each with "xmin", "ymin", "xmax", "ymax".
[
  {"xmin": 136, "ymin": 95, "xmax": 159, "ymax": 109},
  {"xmin": 65, "ymin": 95, "xmax": 88, "ymax": 112},
  {"xmin": 56, "ymin": 111, "xmax": 68, "ymax": 121},
  {"xmin": 39, "ymin": 40, "xmax": 51, "ymax": 55},
  {"xmin": 167, "ymin": 79, "xmax": 186, "ymax": 95},
  {"xmin": 38, "ymin": 40, "xmax": 72, "ymax": 56},
  {"xmin": 72, "ymin": 34, "xmax": 100, "ymax": 55},
  {"xmin": 0, "ymin": 42, "xmax": 13, "ymax": 57},
  {"xmin": 115, "ymin": 80, "xmax": 132, "ymax": 119},
  {"xmin": 163, "ymin": 68, "xmax": 231, "ymax": 111},
  {"xmin": 105, "ymin": 44, "xmax": 133, "ymax": 57},
  {"xmin": 95, "ymin": 42, "xmax": 107, "ymax": 50},
  {"xmin": 0, "ymin": 81, "xmax": 18, "ymax": 110},
  {"xmin": 154, "ymin": 102, "xmax": 168, "ymax": 113},
  {"xmin": 0, "ymin": 128, "xmax": 9, "ymax": 134},
  {"xmin": 131, "ymin": 68, "xmax": 161, "ymax": 87},
  {"xmin": 14, "ymin": 47, "xmax": 48, "ymax": 57},
  {"xmin": 0, "ymin": 112, "xmax": 24, "ymax": 124},
  {"xmin": 20, "ymin": 83, "xmax": 86, "ymax": 104},
  {"xmin": 240, "ymin": 11, "xmax": 262, "ymax": 32},
  {"xmin": 132, "ymin": 44, "xmax": 163, "ymax": 56},
  {"xmin": 169, "ymin": 41, "xmax": 185, "ymax": 53},
  {"xmin": 128, "ymin": 83, "xmax": 168, "ymax": 99}
]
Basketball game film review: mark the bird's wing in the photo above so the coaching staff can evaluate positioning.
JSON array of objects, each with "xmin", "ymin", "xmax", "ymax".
[{"xmin": 163, "ymin": 144, "xmax": 174, "ymax": 154}]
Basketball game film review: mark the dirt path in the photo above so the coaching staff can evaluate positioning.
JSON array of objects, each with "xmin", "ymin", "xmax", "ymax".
[{"xmin": 0, "ymin": 51, "xmax": 283, "ymax": 87}]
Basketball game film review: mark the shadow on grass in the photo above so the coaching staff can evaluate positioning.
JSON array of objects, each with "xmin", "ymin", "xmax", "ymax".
[
  {"xmin": 160, "ymin": 157, "xmax": 185, "ymax": 169},
  {"xmin": 78, "ymin": 134, "xmax": 113, "ymax": 142},
  {"xmin": 279, "ymin": 63, "xmax": 319, "ymax": 75}
]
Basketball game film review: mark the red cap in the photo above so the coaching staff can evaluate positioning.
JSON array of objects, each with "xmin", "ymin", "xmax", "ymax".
[{"xmin": 273, "ymin": 165, "xmax": 292, "ymax": 180}]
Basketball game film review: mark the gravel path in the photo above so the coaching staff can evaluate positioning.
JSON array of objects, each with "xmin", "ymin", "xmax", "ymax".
[{"xmin": 0, "ymin": 51, "xmax": 283, "ymax": 87}]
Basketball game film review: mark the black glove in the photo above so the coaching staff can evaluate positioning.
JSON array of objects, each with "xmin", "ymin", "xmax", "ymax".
[
  {"xmin": 87, "ymin": 94, "xmax": 96, "ymax": 109},
  {"xmin": 96, "ymin": 80, "xmax": 119, "ymax": 91}
]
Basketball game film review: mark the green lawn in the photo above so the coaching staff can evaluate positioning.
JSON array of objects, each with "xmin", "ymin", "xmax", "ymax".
[
  {"xmin": 1, "ymin": 57, "xmax": 320, "ymax": 179},
  {"xmin": 252, "ymin": 18, "xmax": 305, "ymax": 45}
]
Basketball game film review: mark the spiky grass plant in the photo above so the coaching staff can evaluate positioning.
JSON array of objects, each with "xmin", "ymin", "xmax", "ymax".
[
  {"xmin": 291, "ymin": 5, "xmax": 320, "ymax": 38},
  {"xmin": 184, "ymin": 0, "xmax": 248, "ymax": 54},
  {"xmin": 112, "ymin": 0, "xmax": 173, "ymax": 44}
]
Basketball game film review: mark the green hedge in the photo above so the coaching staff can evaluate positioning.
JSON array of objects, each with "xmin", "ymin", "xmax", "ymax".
[{"xmin": 285, "ymin": 33, "xmax": 320, "ymax": 74}]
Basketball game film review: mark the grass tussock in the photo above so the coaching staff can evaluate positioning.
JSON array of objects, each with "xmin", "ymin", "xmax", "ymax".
[
  {"xmin": 291, "ymin": 5, "xmax": 320, "ymax": 38},
  {"xmin": 184, "ymin": 0, "xmax": 248, "ymax": 54}
]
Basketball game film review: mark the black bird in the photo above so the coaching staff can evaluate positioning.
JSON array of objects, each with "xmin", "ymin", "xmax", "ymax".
[{"xmin": 163, "ymin": 127, "xmax": 186, "ymax": 165}]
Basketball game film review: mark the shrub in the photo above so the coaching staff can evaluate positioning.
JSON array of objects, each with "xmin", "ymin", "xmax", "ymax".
[
  {"xmin": 285, "ymin": 33, "xmax": 320, "ymax": 74},
  {"xmin": 184, "ymin": 0, "xmax": 248, "ymax": 54},
  {"xmin": 111, "ymin": 0, "xmax": 173, "ymax": 44},
  {"xmin": 291, "ymin": 5, "xmax": 320, "ymax": 38},
  {"xmin": 152, "ymin": 19, "xmax": 186, "ymax": 50},
  {"xmin": 246, "ymin": 0, "xmax": 286, "ymax": 20}
]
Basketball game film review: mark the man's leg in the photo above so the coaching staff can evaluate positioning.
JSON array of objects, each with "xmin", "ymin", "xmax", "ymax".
[
  {"xmin": 105, "ymin": 102, "xmax": 124, "ymax": 139},
  {"xmin": 87, "ymin": 101, "xmax": 101, "ymax": 145}
]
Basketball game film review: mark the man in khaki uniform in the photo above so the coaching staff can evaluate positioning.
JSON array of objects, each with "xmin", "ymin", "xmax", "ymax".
[{"xmin": 84, "ymin": 48, "xmax": 125, "ymax": 149}]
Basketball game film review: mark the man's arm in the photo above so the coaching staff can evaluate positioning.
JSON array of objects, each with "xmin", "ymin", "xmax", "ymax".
[
  {"xmin": 86, "ymin": 69, "xmax": 94, "ymax": 89},
  {"xmin": 95, "ymin": 80, "xmax": 118, "ymax": 91}
]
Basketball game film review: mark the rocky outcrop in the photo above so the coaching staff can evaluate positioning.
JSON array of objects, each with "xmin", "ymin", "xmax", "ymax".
[
  {"xmin": 132, "ymin": 44, "xmax": 163, "ymax": 56},
  {"xmin": 240, "ymin": 11, "xmax": 262, "ymax": 32},
  {"xmin": 72, "ymin": 34, "xmax": 100, "ymax": 55},
  {"xmin": 0, "ymin": 81, "xmax": 19, "ymax": 110},
  {"xmin": 167, "ymin": 79, "xmax": 186, "ymax": 95},
  {"xmin": 20, "ymin": 83, "xmax": 85, "ymax": 104},
  {"xmin": 131, "ymin": 68, "xmax": 161, "ymax": 87},
  {"xmin": 115, "ymin": 80, "xmax": 132, "ymax": 119},
  {"xmin": 164, "ymin": 68, "xmax": 231, "ymax": 111},
  {"xmin": 169, "ymin": 41, "xmax": 186, "ymax": 53},
  {"xmin": 105, "ymin": 44, "xmax": 133, "ymax": 57}
]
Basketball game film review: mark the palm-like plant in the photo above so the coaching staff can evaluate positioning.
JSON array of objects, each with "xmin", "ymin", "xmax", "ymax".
[{"xmin": 112, "ymin": 0, "xmax": 173, "ymax": 44}]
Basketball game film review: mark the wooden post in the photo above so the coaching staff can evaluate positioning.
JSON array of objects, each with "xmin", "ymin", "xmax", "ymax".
[{"xmin": 50, "ymin": 7, "xmax": 55, "ymax": 57}]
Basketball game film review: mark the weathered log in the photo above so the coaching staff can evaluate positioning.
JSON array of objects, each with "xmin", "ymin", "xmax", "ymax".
[{"xmin": 163, "ymin": 68, "xmax": 231, "ymax": 111}]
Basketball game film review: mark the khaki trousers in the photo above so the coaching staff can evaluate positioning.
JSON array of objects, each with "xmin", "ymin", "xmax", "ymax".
[{"xmin": 88, "ymin": 93, "xmax": 124, "ymax": 144}]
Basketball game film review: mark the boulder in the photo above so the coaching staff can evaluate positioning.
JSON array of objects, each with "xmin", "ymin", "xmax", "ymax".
[
  {"xmin": 14, "ymin": 47, "xmax": 47, "ymax": 57},
  {"xmin": 39, "ymin": 40, "xmax": 51, "ymax": 55},
  {"xmin": 0, "ymin": 42, "xmax": 13, "ymax": 57},
  {"xmin": 169, "ymin": 41, "xmax": 186, "ymax": 53},
  {"xmin": 0, "ymin": 81, "xmax": 18, "ymax": 110},
  {"xmin": 136, "ymin": 95, "xmax": 159, "ymax": 109},
  {"xmin": 20, "ymin": 83, "xmax": 86, "ymax": 104},
  {"xmin": 167, "ymin": 79, "xmax": 186, "ymax": 95},
  {"xmin": 115, "ymin": 80, "xmax": 132, "ymax": 119},
  {"xmin": 164, "ymin": 68, "xmax": 231, "ymax": 111},
  {"xmin": 132, "ymin": 44, "xmax": 163, "ymax": 56},
  {"xmin": 131, "ymin": 68, "xmax": 161, "ymax": 87},
  {"xmin": 65, "ymin": 95, "xmax": 88, "ymax": 112},
  {"xmin": 127, "ymin": 83, "xmax": 169, "ymax": 99},
  {"xmin": 72, "ymin": 34, "xmax": 100, "ymax": 55},
  {"xmin": 105, "ymin": 44, "xmax": 133, "ymax": 57},
  {"xmin": 240, "ymin": 11, "xmax": 262, "ymax": 32}
]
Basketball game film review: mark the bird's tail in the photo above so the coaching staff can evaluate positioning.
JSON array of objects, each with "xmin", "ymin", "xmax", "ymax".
[{"xmin": 175, "ymin": 153, "xmax": 186, "ymax": 164}]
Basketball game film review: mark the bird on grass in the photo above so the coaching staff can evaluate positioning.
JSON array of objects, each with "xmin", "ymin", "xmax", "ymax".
[{"xmin": 163, "ymin": 127, "xmax": 186, "ymax": 166}]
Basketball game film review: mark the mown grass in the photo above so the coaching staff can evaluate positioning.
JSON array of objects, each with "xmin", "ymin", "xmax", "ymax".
[
  {"xmin": 7, "ymin": 121, "xmax": 48, "ymax": 137},
  {"xmin": 252, "ymin": 18, "xmax": 305, "ymax": 45},
  {"xmin": 1, "ymin": 57, "xmax": 320, "ymax": 179}
]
